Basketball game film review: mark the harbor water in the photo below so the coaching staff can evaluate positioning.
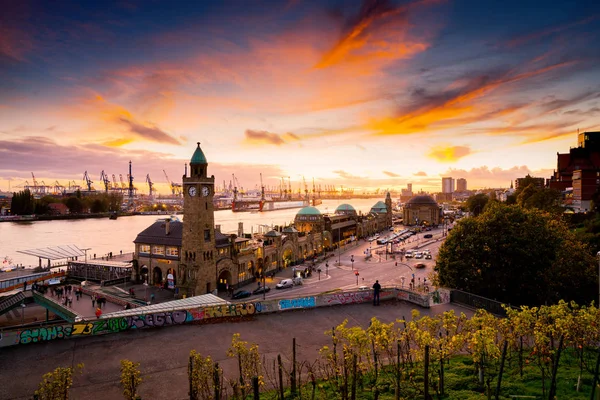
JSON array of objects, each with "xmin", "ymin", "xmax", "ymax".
[{"xmin": 0, "ymin": 198, "xmax": 385, "ymax": 267}]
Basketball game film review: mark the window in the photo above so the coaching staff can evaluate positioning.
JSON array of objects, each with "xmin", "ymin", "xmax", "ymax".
[
  {"xmin": 139, "ymin": 244, "xmax": 150, "ymax": 254},
  {"xmin": 204, "ymin": 229, "xmax": 211, "ymax": 242},
  {"xmin": 166, "ymin": 247, "xmax": 179, "ymax": 257},
  {"xmin": 151, "ymin": 245, "xmax": 164, "ymax": 256}
]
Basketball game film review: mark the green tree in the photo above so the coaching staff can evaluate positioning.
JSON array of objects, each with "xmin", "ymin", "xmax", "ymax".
[
  {"xmin": 35, "ymin": 364, "xmax": 83, "ymax": 400},
  {"xmin": 120, "ymin": 360, "xmax": 142, "ymax": 400},
  {"xmin": 64, "ymin": 196, "xmax": 84, "ymax": 214},
  {"xmin": 465, "ymin": 193, "xmax": 489, "ymax": 216},
  {"xmin": 436, "ymin": 202, "xmax": 596, "ymax": 306},
  {"xmin": 10, "ymin": 189, "xmax": 35, "ymax": 215}
]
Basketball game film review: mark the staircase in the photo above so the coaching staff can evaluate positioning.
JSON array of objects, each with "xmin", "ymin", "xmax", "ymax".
[{"xmin": 0, "ymin": 292, "xmax": 26, "ymax": 315}]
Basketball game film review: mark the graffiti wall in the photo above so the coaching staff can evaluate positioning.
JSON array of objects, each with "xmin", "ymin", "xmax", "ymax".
[
  {"xmin": 429, "ymin": 288, "xmax": 451, "ymax": 306},
  {"xmin": 2, "ymin": 287, "xmax": 451, "ymax": 348}
]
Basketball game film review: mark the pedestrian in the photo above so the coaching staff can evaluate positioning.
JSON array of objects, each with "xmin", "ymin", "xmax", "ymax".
[
  {"xmin": 372, "ymin": 280, "xmax": 381, "ymax": 306},
  {"xmin": 150, "ymin": 293, "xmax": 155, "ymax": 303},
  {"xmin": 91, "ymin": 295, "xmax": 96, "ymax": 308},
  {"xmin": 95, "ymin": 307, "xmax": 102, "ymax": 319}
]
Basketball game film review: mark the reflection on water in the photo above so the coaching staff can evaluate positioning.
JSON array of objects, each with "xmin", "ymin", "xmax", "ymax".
[{"xmin": 0, "ymin": 198, "xmax": 385, "ymax": 267}]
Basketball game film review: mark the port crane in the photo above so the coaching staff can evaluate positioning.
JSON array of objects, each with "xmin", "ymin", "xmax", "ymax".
[
  {"xmin": 83, "ymin": 171, "xmax": 93, "ymax": 191},
  {"xmin": 100, "ymin": 170, "xmax": 111, "ymax": 192},
  {"xmin": 146, "ymin": 174, "xmax": 154, "ymax": 197},
  {"xmin": 119, "ymin": 174, "xmax": 127, "ymax": 190},
  {"xmin": 112, "ymin": 174, "xmax": 120, "ymax": 193},
  {"xmin": 53, "ymin": 180, "xmax": 65, "ymax": 195},
  {"xmin": 163, "ymin": 170, "xmax": 182, "ymax": 196}
]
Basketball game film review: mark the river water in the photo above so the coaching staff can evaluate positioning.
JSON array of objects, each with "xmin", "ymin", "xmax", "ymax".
[{"xmin": 0, "ymin": 199, "xmax": 383, "ymax": 267}]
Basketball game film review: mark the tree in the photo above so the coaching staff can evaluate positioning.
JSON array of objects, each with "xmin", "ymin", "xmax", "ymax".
[
  {"xmin": 436, "ymin": 202, "xmax": 596, "ymax": 306},
  {"xmin": 465, "ymin": 193, "xmax": 489, "ymax": 216},
  {"xmin": 120, "ymin": 360, "xmax": 142, "ymax": 400},
  {"xmin": 10, "ymin": 189, "xmax": 35, "ymax": 215},
  {"xmin": 35, "ymin": 364, "xmax": 83, "ymax": 399},
  {"xmin": 64, "ymin": 196, "xmax": 84, "ymax": 214}
]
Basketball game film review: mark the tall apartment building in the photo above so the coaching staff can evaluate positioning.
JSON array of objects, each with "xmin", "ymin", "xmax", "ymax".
[
  {"xmin": 456, "ymin": 178, "xmax": 467, "ymax": 192},
  {"xmin": 442, "ymin": 177, "xmax": 455, "ymax": 193}
]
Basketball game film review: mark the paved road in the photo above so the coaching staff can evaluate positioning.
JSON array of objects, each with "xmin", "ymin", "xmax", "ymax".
[{"xmin": 0, "ymin": 300, "xmax": 472, "ymax": 400}]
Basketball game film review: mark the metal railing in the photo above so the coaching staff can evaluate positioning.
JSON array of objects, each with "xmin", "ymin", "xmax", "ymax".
[{"xmin": 450, "ymin": 289, "xmax": 515, "ymax": 316}]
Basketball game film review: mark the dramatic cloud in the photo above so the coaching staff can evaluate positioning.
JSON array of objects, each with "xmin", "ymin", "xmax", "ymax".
[
  {"xmin": 243, "ymin": 130, "xmax": 301, "ymax": 146},
  {"xmin": 414, "ymin": 171, "xmax": 427, "ymax": 176},
  {"xmin": 383, "ymin": 170, "xmax": 400, "ymax": 177},
  {"xmin": 315, "ymin": 0, "xmax": 431, "ymax": 69},
  {"xmin": 428, "ymin": 145, "xmax": 472, "ymax": 162},
  {"xmin": 118, "ymin": 117, "xmax": 180, "ymax": 145},
  {"xmin": 505, "ymin": 15, "xmax": 599, "ymax": 48},
  {"xmin": 368, "ymin": 61, "xmax": 577, "ymax": 136}
]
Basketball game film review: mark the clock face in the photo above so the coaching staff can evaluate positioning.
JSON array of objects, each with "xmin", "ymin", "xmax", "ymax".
[
  {"xmin": 202, "ymin": 186, "xmax": 210, "ymax": 197},
  {"xmin": 188, "ymin": 186, "xmax": 197, "ymax": 197}
]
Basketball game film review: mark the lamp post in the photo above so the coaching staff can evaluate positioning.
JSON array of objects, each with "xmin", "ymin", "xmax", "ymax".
[
  {"xmin": 317, "ymin": 268, "xmax": 321, "ymax": 281},
  {"xmin": 596, "ymin": 251, "xmax": 600, "ymax": 307},
  {"xmin": 20, "ymin": 302, "xmax": 26, "ymax": 325},
  {"xmin": 355, "ymin": 270, "xmax": 359, "ymax": 285},
  {"xmin": 351, "ymin": 255, "xmax": 354, "ymax": 271},
  {"xmin": 82, "ymin": 247, "xmax": 91, "ymax": 283}
]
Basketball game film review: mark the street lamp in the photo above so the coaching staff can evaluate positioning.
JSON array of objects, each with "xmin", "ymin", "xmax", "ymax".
[
  {"xmin": 354, "ymin": 270, "xmax": 359, "ymax": 285},
  {"xmin": 351, "ymin": 255, "xmax": 354, "ymax": 271},
  {"xmin": 596, "ymin": 251, "xmax": 600, "ymax": 307},
  {"xmin": 20, "ymin": 302, "xmax": 26, "ymax": 325},
  {"xmin": 317, "ymin": 268, "xmax": 321, "ymax": 281}
]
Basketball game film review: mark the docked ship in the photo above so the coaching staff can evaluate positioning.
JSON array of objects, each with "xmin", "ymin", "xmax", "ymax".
[{"xmin": 231, "ymin": 185, "xmax": 309, "ymax": 213}]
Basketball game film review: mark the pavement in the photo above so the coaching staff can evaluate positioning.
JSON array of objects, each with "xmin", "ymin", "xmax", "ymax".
[{"xmin": 0, "ymin": 300, "xmax": 472, "ymax": 400}]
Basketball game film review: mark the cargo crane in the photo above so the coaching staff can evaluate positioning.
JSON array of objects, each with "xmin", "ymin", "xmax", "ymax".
[
  {"xmin": 53, "ymin": 181, "xmax": 65, "ymax": 195},
  {"xmin": 163, "ymin": 170, "xmax": 182, "ymax": 196},
  {"xmin": 119, "ymin": 174, "xmax": 127, "ymax": 190},
  {"xmin": 100, "ymin": 170, "xmax": 111, "ymax": 193},
  {"xmin": 303, "ymin": 176, "xmax": 309, "ymax": 200},
  {"xmin": 146, "ymin": 174, "xmax": 154, "ymax": 197},
  {"xmin": 112, "ymin": 174, "xmax": 120, "ymax": 193},
  {"xmin": 127, "ymin": 161, "xmax": 134, "ymax": 207},
  {"xmin": 83, "ymin": 171, "xmax": 93, "ymax": 191}
]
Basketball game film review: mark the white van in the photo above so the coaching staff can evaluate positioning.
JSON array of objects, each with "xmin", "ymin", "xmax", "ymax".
[{"xmin": 276, "ymin": 279, "xmax": 294, "ymax": 289}]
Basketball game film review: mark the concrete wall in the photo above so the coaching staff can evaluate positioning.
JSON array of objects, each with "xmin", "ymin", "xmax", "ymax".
[{"xmin": 0, "ymin": 287, "xmax": 451, "ymax": 348}]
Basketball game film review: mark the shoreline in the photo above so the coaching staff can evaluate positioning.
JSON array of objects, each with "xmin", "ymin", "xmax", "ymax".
[{"xmin": 0, "ymin": 211, "xmax": 179, "ymax": 223}]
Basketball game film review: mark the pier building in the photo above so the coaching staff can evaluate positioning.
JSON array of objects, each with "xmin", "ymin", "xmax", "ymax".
[{"xmin": 131, "ymin": 143, "xmax": 393, "ymax": 297}]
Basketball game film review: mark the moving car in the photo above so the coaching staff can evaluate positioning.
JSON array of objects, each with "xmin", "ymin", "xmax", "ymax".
[
  {"xmin": 253, "ymin": 286, "xmax": 271, "ymax": 295},
  {"xmin": 414, "ymin": 252, "xmax": 423, "ymax": 259},
  {"xmin": 232, "ymin": 290, "xmax": 252, "ymax": 299},
  {"xmin": 276, "ymin": 279, "xmax": 294, "ymax": 289},
  {"xmin": 424, "ymin": 234, "xmax": 433, "ymax": 239},
  {"xmin": 415, "ymin": 263, "xmax": 426, "ymax": 269}
]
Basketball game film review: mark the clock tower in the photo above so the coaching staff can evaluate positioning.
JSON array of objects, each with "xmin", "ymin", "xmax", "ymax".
[{"xmin": 180, "ymin": 142, "xmax": 217, "ymax": 296}]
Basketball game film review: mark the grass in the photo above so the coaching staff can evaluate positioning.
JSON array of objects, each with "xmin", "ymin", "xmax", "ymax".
[{"xmin": 259, "ymin": 349, "xmax": 599, "ymax": 399}]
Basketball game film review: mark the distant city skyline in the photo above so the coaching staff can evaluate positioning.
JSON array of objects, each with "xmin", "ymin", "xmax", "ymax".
[{"xmin": 1, "ymin": 0, "xmax": 599, "ymax": 194}]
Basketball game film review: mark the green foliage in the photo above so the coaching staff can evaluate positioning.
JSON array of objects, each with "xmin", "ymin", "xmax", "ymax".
[
  {"xmin": 34, "ymin": 363, "xmax": 83, "ymax": 400},
  {"xmin": 226, "ymin": 333, "xmax": 263, "ymax": 396},
  {"xmin": 465, "ymin": 193, "xmax": 489, "ymax": 216},
  {"xmin": 64, "ymin": 196, "xmax": 84, "ymax": 213},
  {"xmin": 188, "ymin": 350, "xmax": 222, "ymax": 400},
  {"xmin": 10, "ymin": 189, "xmax": 35, "ymax": 215},
  {"xmin": 436, "ymin": 202, "xmax": 596, "ymax": 306},
  {"xmin": 119, "ymin": 359, "xmax": 142, "ymax": 400}
]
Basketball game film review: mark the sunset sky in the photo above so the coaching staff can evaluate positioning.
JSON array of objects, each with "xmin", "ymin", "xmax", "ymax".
[{"xmin": 1, "ymin": 0, "xmax": 599, "ymax": 195}]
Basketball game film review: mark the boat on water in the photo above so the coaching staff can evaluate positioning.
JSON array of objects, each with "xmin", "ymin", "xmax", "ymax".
[
  {"xmin": 231, "ymin": 197, "xmax": 310, "ymax": 212},
  {"xmin": 1, "ymin": 256, "xmax": 17, "ymax": 272}
]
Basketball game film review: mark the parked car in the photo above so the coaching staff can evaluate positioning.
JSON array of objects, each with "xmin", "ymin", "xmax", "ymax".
[
  {"xmin": 232, "ymin": 290, "xmax": 252, "ymax": 299},
  {"xmin": 424, "ymin": 234, "xmax": 433, "ymax": 239},
  {"xmin": 414, "ymin": 252, "xmax": 423, "ymax": 259},
  {"xmin": 276, "ymin": 279, "xmax": 294, "ymax": 289},
  {"xmin": 253, "ymin": 286, "xmax": 271, "ymax": 295},
  {"xmin": 415, "ymin": 263, "xmax": 426, "ymax": 269},
  {"xmin": 425, "ymin": 253, "xmax": 432, "ymax": 259}
]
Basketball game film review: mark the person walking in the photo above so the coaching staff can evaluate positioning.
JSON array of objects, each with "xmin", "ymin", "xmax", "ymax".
[
  {"xmin": 372, "ymin": 280, "xmax": 381, "ymax": 306},
  {"xmin": 91, "ymin": 294, "xmax": 96, "ymax": 308}
]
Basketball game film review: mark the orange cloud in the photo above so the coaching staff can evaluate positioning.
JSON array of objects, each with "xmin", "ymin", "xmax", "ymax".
[
  {"xmin": 243, "ymin": 130, "xmax": 301, "ymax": 146},
  {"xmin": 367, "ymin": 61, "xmax": 576, "ymax": 136},
  {"xmin": 428, "ymin": 145, "xmax": 473, "ymax": 162},
  {"xmin": 315, "ymin": 0, "xmax": 433, "ymax": 69}
]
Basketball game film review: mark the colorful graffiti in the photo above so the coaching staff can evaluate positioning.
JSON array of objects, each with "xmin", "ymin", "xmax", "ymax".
[
  {"xmin": 278, "ymin": 297, "xmax": 315, "ymax": 310},
  {"xmin": 204, "ymin": 303, "xmax": 258, "ymax": 319},
  {"xmin": 19, "ymin": 325, "xmax": 73, "ymax": 344},
  {"xmin": 431, "ymin": 289, "xmax": 450, "ymax": 305}
]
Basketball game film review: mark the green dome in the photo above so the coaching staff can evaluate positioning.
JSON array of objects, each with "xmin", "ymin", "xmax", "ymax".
[
  {"xmin": 296, "ymin": 206, "xmax": 321, "ymax": 216},
  {"xmin": 190, "ymin": 142, "xmax": 207, "ymax": 165},
  {"xmin": 370, "ymin": 201, "xmax": 388, "ymax": 213},
  {"xmin": 335, "ymin": 203, "xmax": 355, "ymax": 213}
]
